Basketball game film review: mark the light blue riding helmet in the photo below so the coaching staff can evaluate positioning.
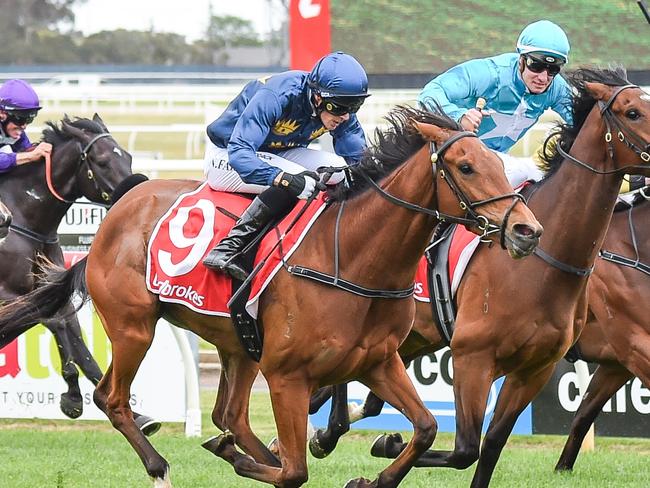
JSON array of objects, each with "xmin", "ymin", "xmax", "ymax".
[{"xmin": 516, "ymin": 20, "xmax": 570, "ymax": 64}]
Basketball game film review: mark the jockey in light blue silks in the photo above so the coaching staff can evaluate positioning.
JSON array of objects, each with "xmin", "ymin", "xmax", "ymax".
[
  {"xmin": 202, "ymin": 52, "xmax": 370, "ymax": 280},
  {"xmin": 418, "ymin": 20, "xmax": 572, "ymax": 187}
]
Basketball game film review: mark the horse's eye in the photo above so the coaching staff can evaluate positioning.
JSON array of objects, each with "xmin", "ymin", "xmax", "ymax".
[
  {"xmin": 459, "ymin": 163, "xmax": 474, "ymax": 175},
  {"xmin": 626, "ymin": 109, "xmax": 641, "ymax": 120}
]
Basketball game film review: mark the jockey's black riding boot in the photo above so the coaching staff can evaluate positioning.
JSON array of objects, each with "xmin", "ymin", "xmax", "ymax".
[{"xmin": 203, "ymin": 187, "xmax": 295, "ymax": 280}]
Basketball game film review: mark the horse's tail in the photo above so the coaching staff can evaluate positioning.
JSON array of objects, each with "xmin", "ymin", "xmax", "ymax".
[{"xmin": 0, "ymin": 257, "xmax": 89, "ymax": 348}]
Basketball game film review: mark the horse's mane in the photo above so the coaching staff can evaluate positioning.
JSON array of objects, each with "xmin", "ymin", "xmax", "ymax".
[
  {"xmin": 42, "ymin": 115, "xmax": 106, "ymax": 145},
  {"xmin": 539, "ymin": 66, "xmax": 629, "ymax": 177},
  {"xmin": 327, "ymin": 104, "xmax": 461, "ymax": 201}
]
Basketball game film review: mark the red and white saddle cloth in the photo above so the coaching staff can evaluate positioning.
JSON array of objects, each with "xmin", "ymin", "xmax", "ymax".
[
  {"xmin": 146, "ymin": 182, "xmax": 328, "ymax": 318},
  {"xmin": 414, "ymin": 181, "xmax": 531, "ymax": 302},
  {"xmin": 414, "ymin": 225, "xmax": 481, "ymax": 302}
]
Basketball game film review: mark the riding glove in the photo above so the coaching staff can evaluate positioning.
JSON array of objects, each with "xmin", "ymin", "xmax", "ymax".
[{"xmin": 273, "ymin": 171, "xmax": 321, "ymax": 200}]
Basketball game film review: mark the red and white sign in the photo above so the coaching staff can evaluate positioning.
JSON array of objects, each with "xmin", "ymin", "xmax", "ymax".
[{"xmin": 289, "ymin": 0, "xmax": 331, "ymax": 70}]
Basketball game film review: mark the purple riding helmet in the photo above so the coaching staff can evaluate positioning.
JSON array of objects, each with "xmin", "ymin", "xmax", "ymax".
[{"xmin": 0, "ymin": 79, "xmax": 41, "ymax": 125}]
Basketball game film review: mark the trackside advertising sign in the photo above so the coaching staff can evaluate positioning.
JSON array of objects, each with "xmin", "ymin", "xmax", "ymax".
[
  {"xmin": 0, "ymin": 200, "xmax": 186, "ymax": 422},
  {"xmin": 533, "ymin": 359, "xmax": 650, "ymax": 437}
]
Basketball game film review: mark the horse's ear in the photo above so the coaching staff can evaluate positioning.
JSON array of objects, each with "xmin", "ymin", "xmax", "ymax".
[
  {"xmin": 584, "ymin": 82, "xmax": 613, "ymax": 102},
  {"xmin": 411, "ymin": 120, "xmax": 447, "ymax": 145},
  {"xmin": 93, "ymin": 113, "xmax": 109, "ymax": 132},
  {"xmin": 61, "ymin": 119, "xmax": 86, "ymax": 141}
]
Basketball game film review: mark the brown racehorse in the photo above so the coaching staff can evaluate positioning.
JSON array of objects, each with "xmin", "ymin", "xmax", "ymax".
[
  {"xmin": 310, "ymin": 67, "xmax": 650, "ymax": 487},
  {"xmin": 554, "ymin": 190, "xmax": 650, "ymax": 471},
  {"xmin": 0, "ymin": 106, "xmax": 542, "ymax": 487}
]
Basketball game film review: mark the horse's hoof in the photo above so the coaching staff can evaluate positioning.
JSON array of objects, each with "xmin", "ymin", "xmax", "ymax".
[
  {"xmin": 344, "ymin": 477, "xmax": 374, "ymax": 488},
  {"xmin": 370, "ymin": 432, "xmax": 403, "ymax": 458},
  {"xmin": 136, "ymin": 415, "xmax": 162, "ymax": 437},
  {"xmin": 202, "ymin": 432, "xmax": 235, "ymax": 456},
  {"xmin": 309, "ymin": 429, "xmax": 330, "ymax": 459},
  {"xmin": 60, "ymin": 393, "xmax": 83, "ymax": 419},
  {"xmin": 267, "ymin": 437, "xmax": 279, "ymax": 457}
]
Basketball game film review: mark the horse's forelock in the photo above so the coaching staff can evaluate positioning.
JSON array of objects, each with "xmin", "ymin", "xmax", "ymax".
[{"xmin": 41, "ymin": 116, "xmax": 105, "ymax": 145}]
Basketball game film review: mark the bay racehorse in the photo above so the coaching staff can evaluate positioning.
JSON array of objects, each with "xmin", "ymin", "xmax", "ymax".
[
  {"xmin": 310, "ymin": 67, "xmax": 650, "ymax": 487},
  {"xmin": 0, "ymin": 114, "xmax": 156, "ymax": 431},
  {"xmin": 554, "ymin": 188, "xmax": 650, "ymax": 471},
  {"xmin": 0, "ymin": 106, "xmax": 542, "ymax": 487}
]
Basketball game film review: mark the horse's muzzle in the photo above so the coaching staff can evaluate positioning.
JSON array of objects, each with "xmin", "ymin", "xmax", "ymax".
[{"xmin": 505, "ymin": 223, "xmax": 543, "ymax": 259}]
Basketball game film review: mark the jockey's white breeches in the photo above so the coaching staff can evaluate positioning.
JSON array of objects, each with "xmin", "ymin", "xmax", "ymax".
[
  {"xmin": 204, "ymin": 141, "xmax": 347, "ymax": 194},
  {"xmin": 495, "ymin": 151, "xmax": 545, "ymax": 188}
]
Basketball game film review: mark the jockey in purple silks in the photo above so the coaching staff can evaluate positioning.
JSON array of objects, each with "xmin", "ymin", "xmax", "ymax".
[{"xmin": 0, "ymin": 79, "xmax": 51, "ymax": 174}]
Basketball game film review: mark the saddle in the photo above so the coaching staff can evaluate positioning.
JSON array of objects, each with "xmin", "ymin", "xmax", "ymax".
[{"xmin": 425, "ymin": 223, "xmax": 457, "ymax": 345}]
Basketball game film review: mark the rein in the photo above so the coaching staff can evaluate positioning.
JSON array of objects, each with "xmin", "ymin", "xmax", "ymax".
[
  {"xmin": 534, "ymin": 84, "xmax": 650, "ymax": 277},
  {"xmin": 46, "ymin": 132, "xmax": 114, "ymax": 204},
  {"xmin": 8, "ymin": 223, "xmax": 59, "ymax": 245},
  {"xmin": 361, "ymin": 131, "xmax": 525, "ymax": 248},
  {"xmin": 600, "ymin": 190, "xmax": 650, "ymax": 276}
]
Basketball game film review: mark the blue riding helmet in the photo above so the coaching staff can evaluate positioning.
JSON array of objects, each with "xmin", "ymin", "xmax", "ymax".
[
  {"xmin": 516, "ymin": 20, "xmax": 570, "ymax": 64},
  {"xmin": 308, "ymin": 51, "xmax": 370, "ymax": 112},
  {"xmin": 0, "ymin": 79, "xmax": 42, "ymax": 113}
]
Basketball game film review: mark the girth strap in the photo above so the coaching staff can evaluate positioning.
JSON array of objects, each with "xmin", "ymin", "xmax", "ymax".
[
  {"xmin": 286, "ymin": 265, "xmax": 415, "ymax": 299},
  {"xmin": 599, "ymin": 250, "xmax": 650, "ymax": 277},
  {"xmin": 9, "ymin": 224, "xmax": 59, "ymax": 245}
]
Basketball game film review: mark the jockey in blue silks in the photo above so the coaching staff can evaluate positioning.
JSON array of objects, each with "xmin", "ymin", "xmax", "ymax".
[
  {"xmin": 0, "ymin": 79, "xmax": 51, "ymax": 174},
  {"xmin": 202, "ymin": 51, "xmax": 370, "ymax": 280},
  {"xmin": 418, "ymin": 20, "xmax": 573, "ymax": 187}
]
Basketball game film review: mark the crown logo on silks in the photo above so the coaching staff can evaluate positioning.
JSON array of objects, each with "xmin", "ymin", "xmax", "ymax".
[
  {"xmin": 309, "ymin": 127, "xmax": 327, "ymax": 140},
  {"xmin": 272, "ymin": 119, "xmax": 300, "ymax": 136}
]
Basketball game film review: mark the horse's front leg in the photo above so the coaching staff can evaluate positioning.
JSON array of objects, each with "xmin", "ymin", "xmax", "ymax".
[
  {"xmin": 555, "ymin": 363, "xmax": 631, "ymax": 471},
  {"xmin": 471, "ymin": 366, "xmax": 555, "ymax": 488},
  {"xmin": 204, "ymin": 371, "xmax": 313, "ymax": 487},
  {"xmin": 371, "ymin": 350, "xmax": 493, "ymax": 470},
  {"xmin": 204, "ymin": 350, "xmax": 280, "ymax": 467},
  {"xmin": 309, "ymin": 383, "xmax": 350, "ymax": 458},
  {"xmin": 351, "ymin": 353, "xmax": 436, "ymax": 488}
]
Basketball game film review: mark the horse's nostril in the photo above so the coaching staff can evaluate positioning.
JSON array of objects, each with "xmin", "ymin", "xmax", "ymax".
[{"xmin": 513, "ymin": 223, "xmax": 543, "ymax": 240}]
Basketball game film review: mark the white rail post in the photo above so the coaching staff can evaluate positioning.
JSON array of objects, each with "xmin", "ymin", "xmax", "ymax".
[
  {"xmin": 169, "ymin": 323, "xmax": 202, "ymax": 437},
  {"xmin": 574, "ymin": 360, "xmax": 595, "ymax": 451}
]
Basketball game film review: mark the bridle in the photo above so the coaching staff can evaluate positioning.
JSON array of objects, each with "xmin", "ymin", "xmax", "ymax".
[
  {"xmin": 46, "ymin": 132, "xmax": 115, "ymax": 204},
  {"xmin": 556, "ymin": 84, "xmax": 650, "ymax": 174},
  {"xmin": 361, "ymin": 131, "xmax": 526, "ymax": 249},
  {"xmin": 536, "ymin": 83, "xmax": 650, "ymax": 277}
]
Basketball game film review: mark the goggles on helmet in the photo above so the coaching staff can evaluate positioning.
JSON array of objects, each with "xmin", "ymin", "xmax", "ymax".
[
  {"xmin": 4, "ymin": 109, "xmax": 38, "ymax": 126},
  {"xmin": 523, "ymin": 54, "xmax": 564, "ymax": 77},
  {"xmin": 321, "ymin": 96, "xmax": 366, "ymax": 116}
]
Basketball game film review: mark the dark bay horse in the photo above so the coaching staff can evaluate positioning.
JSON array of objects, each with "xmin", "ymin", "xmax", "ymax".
[
  {"xmin": 554, "ymin": 190, "xmax": 650, "ymax": 471},
  {"xmin": 0, "ymin": 106, "xmax": 542, "ymax": 487},
  {"xmin": 311, "ymin": 68, "xmax": 650, "ymax": 487},
  {"xmin": 0, "ymin": 115, "xmax": 134, "ymax": 419}
]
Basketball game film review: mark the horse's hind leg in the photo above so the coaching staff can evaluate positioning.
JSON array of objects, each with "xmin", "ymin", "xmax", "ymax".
[
  {"xmin": 94, "ymin": 312, "xmax": 171, "ymax": 485},
  {"xmin": 208, "ymin": 351, "xmax": 280, "ymax": 467},
  {"xmin": 555, "ymin": 364, "xmax": 631, "ymax": 472},
  {"xmin": 309, "ymin": 385, "xmax": 333, "ymax": 414},
  {"xmin": 43, "ymin": 317, "xmax": 84, "ymax": 419},
  {"xmin": 350, "ymin": 354, "xmax": 436, "ymax": 487},
  {"xmin": 58, "ymin": 303, "xmax": 103, "ymax": 384},
  {"xmin": 471, "ymin": 366, "xmax": 555, "ymax": 488}
]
